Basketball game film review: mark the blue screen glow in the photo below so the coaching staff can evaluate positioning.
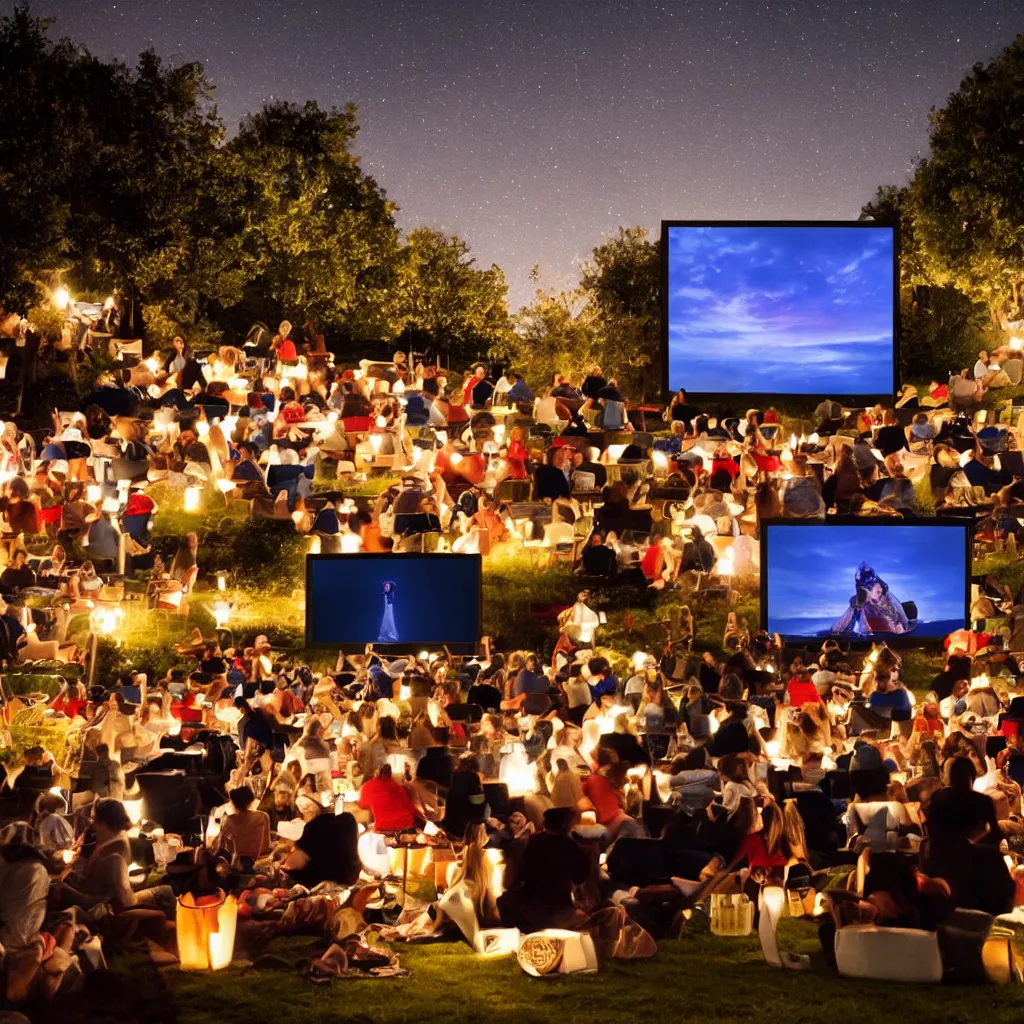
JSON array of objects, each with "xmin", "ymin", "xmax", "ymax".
[
  {"xmin": 764, "ymin": 523, "xmax": 966, "ymax": 640},
  {"xmin": 666, "ymin": 224, "xmax": 895, "ymax": 395}
]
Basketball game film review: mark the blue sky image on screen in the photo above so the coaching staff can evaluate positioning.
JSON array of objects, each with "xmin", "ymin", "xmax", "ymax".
[
  {"xmin": 666, "ymin": 225, "xmax": 895, "ymax": 395},
  {"xmin": 308, "ymin": 557, "xmax": 479, "ymax": 646},
  {"xmin": 765, "ymin": 524, "xmax": 965, "ymax": 639}
]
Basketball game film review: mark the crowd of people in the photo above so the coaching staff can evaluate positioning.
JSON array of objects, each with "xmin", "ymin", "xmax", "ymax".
[{"xmin": 0, "ymin": 308, "xmax": 1022, "ymax": 1007}]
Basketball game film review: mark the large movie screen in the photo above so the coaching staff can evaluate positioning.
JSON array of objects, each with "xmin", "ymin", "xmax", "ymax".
[
  {"xmin": 663, "ymin": 222, "xmax": 896, "ymax": 397},
  {"xmin": 761, "ymin": 520, "xmax": 968, "ymax": 641},
  {"xmin": 305, "ymin": 554, "xmax": 482, "ymax": 650}
]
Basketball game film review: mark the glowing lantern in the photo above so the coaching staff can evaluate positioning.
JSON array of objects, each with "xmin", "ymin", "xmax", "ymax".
[
  {"xmin": 184, "ymin": 486, "xmax": 201, "ymax": 512},
  {"xmin": 215, "ymin": 571, "xmax": 228, "ymax": 591},
  {"xmin": 499, "ymin": 744, "xmax": 536, "ymax": 797},
  {"xmin": 90, "ymin": 606, "xmax": 123, "ymax": 636},
  {"xmin": 358, "ymin": 831, "xmax": 391, "ymax": 875},
  {"xmin": 485, "ymin": 847, "xmax": 505, "ymax": 899},
  {"xmin": 306, "ymin": 535, "xmax": 322, "ymax": 555},
  {"xmin": 124, "ymin": 796, "xmax": 145, "ymax": 826},
  {"xmin": 52, "ymin": 286, "xmax": 70, "ymax": 310},
  {"xmin": 212, "ymin": 601, "xmax": 231, "ymax": 628},
  {"xmin": 176, "ymin": 890, "xmax": 238, "ymax": 971}
]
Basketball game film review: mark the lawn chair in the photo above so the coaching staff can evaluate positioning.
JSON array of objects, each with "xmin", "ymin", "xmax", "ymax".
[{"xmin": 153, "ymin": 565, "xmax": 199, "ymax": 616}]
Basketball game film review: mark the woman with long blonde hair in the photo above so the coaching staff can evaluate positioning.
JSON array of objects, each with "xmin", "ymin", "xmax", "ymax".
[{"xmin": 448, "ymin": 822, "xmax": 500, "ymax": 927}]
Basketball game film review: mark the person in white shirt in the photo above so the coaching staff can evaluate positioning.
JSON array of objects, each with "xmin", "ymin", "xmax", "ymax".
[{"xmin": 974, "ymin": 351, "xmax": 989, "ymax": 382}]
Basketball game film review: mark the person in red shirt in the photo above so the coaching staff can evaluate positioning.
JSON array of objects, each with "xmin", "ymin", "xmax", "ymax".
[
  {"xmin": 503, "ymin": 426, "xmax": 529, "ymax": 481},
  {"xmin": 272, "ymin": 320, "xmax": 297, "ymax": 361},
  {"xmin": 581, "ymin": 748, "xmax": 636, "ymax": 839},
  {"xmin": 358, "ymin": 763, "xmax": 417, "ymax": 832},
  {"xmin": 702, "ymin": 800, "xmax": 808, "ymax": 885}
]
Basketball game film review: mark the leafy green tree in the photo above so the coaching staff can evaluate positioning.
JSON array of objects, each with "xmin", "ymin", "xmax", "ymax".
[
  {"xmin": 0, "ymin": 7, "xmax": 92, "ymax": 312},
  {"xmin": 581, "ymin": 227, "xmax": 661, "ymax": 399},
  {"xmin": 498, "ymin": 280, "xmax": 597, "ymax": 388},
  {"xmin": 911, "ymin": 34, "xmax": 1024, "ymax": 331},
  {"xmin": 229, "ymin": 100, "xmax": 399, "ymax": 348},
  {"xmin": 388, "ymin": 227, "xmax": 511, "ymax": 366},
  {"xmin": 0, "ymin": 8, "xmax": 246, "ymax": 343},
  {"xmin": 862, "ymin": 184, "xmax": 992, "ymax": 379}
]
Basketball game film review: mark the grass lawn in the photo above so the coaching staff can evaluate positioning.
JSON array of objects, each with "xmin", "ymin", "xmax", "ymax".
[{"xmin": 62, "ymin": 925, "xmax": 1024, "ymax": 1024}]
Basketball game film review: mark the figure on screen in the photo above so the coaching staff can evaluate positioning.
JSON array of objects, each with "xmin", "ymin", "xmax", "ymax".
[
  {"xmin": 377, "ymin": 581, "xmax": 399, "ymax": 643},
  {"xmin": 830, "ymin": 562, "xmax": 912, "ymax": 635}
]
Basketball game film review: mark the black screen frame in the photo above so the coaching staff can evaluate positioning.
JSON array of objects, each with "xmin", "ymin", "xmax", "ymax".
[
  {"xmin": 659, "ymin": 219, "xmax": 900, "ymax": 404},
  {"xmin": 304, "ymin": 552, "xmax": 483, "ymax": 654},
  {"xmin": 758, "ymin": 516, "xmax": 972, "ymax": 647}
]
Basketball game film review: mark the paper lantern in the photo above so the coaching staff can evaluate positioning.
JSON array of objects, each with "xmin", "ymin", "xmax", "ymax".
[
  {"xmin": 498, "ymin": 745, "xmax": 536, "ymax": 798},
  {"xmin": 184, "ymin": 486, "xmax": 201, "ymax": 512},
  {"xmin": 358, "ymin": 831, "xmax": 392, "ymax": 875},
  {"xmin": 517, "ymin": 929, "xmax": 598, "ymax": 976},
  {"xmin": 124, "ymin": 797, "xmax": 145, "ymax": 826},
  {"xmin": 388, "ymin": 845, "xmax": 433, "ymax": 881},
  {"xmin": 176, "ymin": 890, "xmax": 238, "ymax": 971},
  {"xmin": 710, "ymin": 893, "xmax": 754, "ymax": 937}
]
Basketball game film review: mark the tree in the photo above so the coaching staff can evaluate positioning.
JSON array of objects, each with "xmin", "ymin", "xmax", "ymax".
[
  {"xmin": 0, "ymin": 8, "xmax": 247, "ymax": 343},
  {"xmin": 498, "ymin": 282, "xmax": 597, "ymax": 389},
  {"xmin": 581, "ymin": 227, "xmax": 661, "ymax": 399},
  {"xmin": 388, "ymin": 227, "xmax": 511, "ymax": 366},
  {"xmin": 911, "ymin": 33, "xmax": 1024, "ymax": 331},
  {"xmin": 862, "ymin": 182, "xmax": 993, "ymax": 379},
  {"xmin": 0, "ymin": 7, "xmax": 93, "ymax": 312},
  {"xmin": 229, "ymin": 100, "xmax": 399, "ymax": 348}
]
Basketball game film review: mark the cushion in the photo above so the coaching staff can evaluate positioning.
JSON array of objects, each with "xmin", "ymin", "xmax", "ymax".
[{"xmin": 835, "ymin": 925, "xmax": 942, "ymax": 983}]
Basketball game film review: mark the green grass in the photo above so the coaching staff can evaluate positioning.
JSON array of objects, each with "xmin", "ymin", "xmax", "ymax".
[{"xmin": 58, "ymin": 927, "xmax": 1024, "ymax": 1024}]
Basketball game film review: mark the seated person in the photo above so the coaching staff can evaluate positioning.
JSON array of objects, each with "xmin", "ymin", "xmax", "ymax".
[
  {"xmin": 533, "ymin": 448, "xmax": 571, "ymax": 501},
  {"xmin": 0, "ymin": 550, "xmax": 36, "ymax": 593},
  {"xmin": 497, "ymin": 807, "xmax": 590, "ymax": 934},
  {"xmin": 680, "ymin": 526, "xmax": 716, "ymax": 573},
  {"xmin": 358, "ymin": 763, "xmax": 417, "ymax": 832},
  {"xmin": 922, "ymin": 758, "xmax": 1015, "ymax": 917},
  {"xmin": 581, "ymin": 532, "xmax": 616, "ymax": 577},
  {"xmin": 214, "ymin": 786, "xmax": 272, "ymax": 864},
  {"xmin": 282, "ymin": 810, "xmax": 360, "ymax": 888}
]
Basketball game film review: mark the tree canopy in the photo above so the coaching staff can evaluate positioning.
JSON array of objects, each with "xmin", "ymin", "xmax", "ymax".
[
  {"xmin": 0, "ymin": 6, "xmax": 508, "ymax": 356},
  {"xmin": 911, "ymin": 33, "xmax": 1024, "ymax": 328}
]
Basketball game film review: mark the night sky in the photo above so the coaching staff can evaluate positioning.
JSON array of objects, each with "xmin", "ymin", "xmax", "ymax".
[
  {"xmin": 36, "ymin": 0, "xmax": 1019, "ymax": 309},
  {"xmin": 765, "ymin": 523, "xmax": 967, "ymax": 638},
  {"xmin": 666, "ymin": 224, "xmax": 895, "ymax": 394}
]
